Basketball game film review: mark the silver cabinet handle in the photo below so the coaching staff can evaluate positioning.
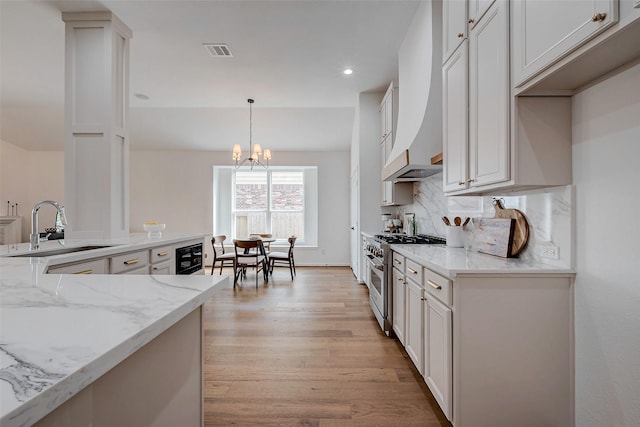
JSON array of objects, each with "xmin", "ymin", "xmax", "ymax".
[
  {"xmin": 394, "ymin": 259, "xmax": 402, "ymax": 265},
  {"xmin": 124, "ymin": 258, "xmax": 139, "ymax": 265},
  {"xmin": 427, "ymin": 280, "xmax": 442, "ymax": 290},
  {"xmin": 407, "ymin": 267, "xmax": 418, "ymax": 275},
  {"xmin": 74, "ymin": 269, "xmax": 93, "ymax": 274},
  {"xmin": 157, "ymin": 251, "xmax": 169, "ymax": 256}
]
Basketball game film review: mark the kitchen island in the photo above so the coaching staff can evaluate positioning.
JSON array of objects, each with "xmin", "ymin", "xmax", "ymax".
[{"xmin": 0, "ymin": 234, "xmax": 228, "ymax": 427}]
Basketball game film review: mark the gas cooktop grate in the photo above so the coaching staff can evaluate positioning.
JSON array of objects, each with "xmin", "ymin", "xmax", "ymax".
[{"xmin": 374, "ymin": 234, "xmax": 446, "ymax": 245}]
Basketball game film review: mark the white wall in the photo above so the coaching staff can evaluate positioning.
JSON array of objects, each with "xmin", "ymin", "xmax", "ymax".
[
  {"xmin": 572, "ymin": 62, "xmax": 640, "ymax": 426},
  {"xmin": 0, "ymin": 140, "xmax": 64, "ymax": 241},
  {"xmin": 0, "ymin": 143, "xmax": 351, "ymax": 267},
  {"xmin": 130, "ymin": 150, "xmax": 351, "ymax": 267}
]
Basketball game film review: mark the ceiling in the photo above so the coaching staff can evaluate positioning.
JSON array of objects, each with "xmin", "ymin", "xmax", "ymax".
[{"xmin": 0, "ymin": 0, "xmax": 420, "ymax": 152}]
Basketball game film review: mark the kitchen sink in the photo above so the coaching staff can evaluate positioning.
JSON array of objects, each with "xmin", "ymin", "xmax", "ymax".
[{"xmin": 9, "ymin": 245, "xmax": 114, "ymax": 258}]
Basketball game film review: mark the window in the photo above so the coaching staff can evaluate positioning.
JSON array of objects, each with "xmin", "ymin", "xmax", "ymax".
[
  {"xmin": 234, "ymin": 170, "xmax": 305, "ymax": 240},
  {"xmin": 213, "ymin": 166, "xmax": 317, "ymax": 246}
]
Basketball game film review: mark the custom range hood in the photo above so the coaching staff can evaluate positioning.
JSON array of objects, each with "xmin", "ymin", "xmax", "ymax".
[{"xmin": 383, "ymin": 1, "xmax": 442, "ymax": 182}]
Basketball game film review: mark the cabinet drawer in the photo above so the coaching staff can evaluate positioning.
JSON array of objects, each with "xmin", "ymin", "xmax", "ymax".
[
  {"xmin": 392, "ymin": 252, "xmax": 405, "ymax": 271},
  {"xmin": 151, "ymin": 245, "xmax": 173, "ymax": 264},
  {"xmin": 424, "ymin": 269, "xmax": 452, "ymax": 306},
  {"xmin": 405, "ymin": 258, "xmax": 423, "ymax": 285},
  {"xmin": 151, "ymin": 260, "xmax": 172, "ymax": 275},
  {"xmin": 48, "ymin": 258, "xmax": 107, "ymax": 275},
  {"xmin": 111, "ymin": 250, "xmax": 149, "ymax": 274}
]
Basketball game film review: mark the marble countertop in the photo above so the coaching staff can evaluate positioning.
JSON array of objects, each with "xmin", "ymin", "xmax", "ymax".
[
  {"xmin": 390, "ymin": 244, "xmax": 575, "ymax": 278},
  {"xmin": 0, "ymin": 234, "xmax": 228, "ymax": 427}
]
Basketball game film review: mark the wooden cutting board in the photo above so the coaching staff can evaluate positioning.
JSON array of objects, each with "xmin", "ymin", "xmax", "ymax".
[
  {"xmin": 474, "ymin": 218, "xmax": 516, "ymax": 258},
  {"xmin": 492, "ymin": 199, "xmax": 530, "ymax": 256}
]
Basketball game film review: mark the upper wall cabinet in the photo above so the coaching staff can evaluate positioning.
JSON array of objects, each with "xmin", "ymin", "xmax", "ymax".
[
  {"xmin": 468, "ymin": 0, "xmax": 496, "ymax": 29},
  {"xmin": 512, "ymin": 0, "xmax": 619, "ymax": 89},
  {"xmin": 443, "ymin": 0, "xmax": 574, "ymax": 195},
  {"xmin": 443, "ymin": 0, "xmax": 468, "ymax": 63}
]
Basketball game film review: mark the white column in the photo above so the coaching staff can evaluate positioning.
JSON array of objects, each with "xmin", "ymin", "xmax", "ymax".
[{"xmin": 62, "ymin": 12, "xmax": 132, "ymax": 239}]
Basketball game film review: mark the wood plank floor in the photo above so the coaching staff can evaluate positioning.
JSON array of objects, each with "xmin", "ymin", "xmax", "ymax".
[{"xmin": 203, "ymin": 266, "xmax": 452, "ymax": 427}]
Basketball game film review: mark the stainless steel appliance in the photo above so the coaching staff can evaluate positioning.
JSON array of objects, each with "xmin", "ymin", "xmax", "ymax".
[
  {"xmin": 363, "ymin": 233, "xmax": 446, "ymax": 335},
  {"xmin": 175, "ymin": 243, "xmax": 203, "ymax": 275}
]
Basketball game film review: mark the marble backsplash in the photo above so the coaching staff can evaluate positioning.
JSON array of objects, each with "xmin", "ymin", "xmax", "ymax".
[{"xmin": 395, "ymin": 173, "xmax": 574, "ymax": 268}]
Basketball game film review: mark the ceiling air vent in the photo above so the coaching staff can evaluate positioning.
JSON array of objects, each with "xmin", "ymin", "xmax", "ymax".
[{"xmin": 203, "ymin": 43, "xmax": 232, "ymax": 57}]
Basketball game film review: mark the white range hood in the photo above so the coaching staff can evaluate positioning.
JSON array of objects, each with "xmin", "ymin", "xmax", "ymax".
[{"xmin": 382, "ymin": 1, "xmax": 442, "ymax": 182}]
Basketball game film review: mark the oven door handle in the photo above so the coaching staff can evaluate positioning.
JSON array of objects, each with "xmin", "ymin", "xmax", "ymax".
[{"xmin": 366, "ymin": 256, "xmax": 385, "ymax": 271}]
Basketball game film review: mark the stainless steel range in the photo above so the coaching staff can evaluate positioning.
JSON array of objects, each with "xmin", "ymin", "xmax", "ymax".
[{"xmin": 363, "ymin": 233, "xmax": 446, "ymax": 335}]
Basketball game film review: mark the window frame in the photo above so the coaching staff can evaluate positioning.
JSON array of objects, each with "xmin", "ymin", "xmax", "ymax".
[{"xmin": 213, "ymin": 165, "xmax": 318, "ymax": 247}]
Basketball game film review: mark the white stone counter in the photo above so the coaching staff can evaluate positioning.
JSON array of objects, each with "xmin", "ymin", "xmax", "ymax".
[
  {"xmin": 390, "ymin": 244, "xmax": 575, "ymax": 278},
  {"xmin": 0, "ymin": 234, "xmax": 228, "ymax": 427}
]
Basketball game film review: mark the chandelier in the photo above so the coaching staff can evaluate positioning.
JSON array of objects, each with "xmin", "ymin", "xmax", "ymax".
[{"xmin": 233, "ymin": 98, "xmax": 271, "ymax": 169}]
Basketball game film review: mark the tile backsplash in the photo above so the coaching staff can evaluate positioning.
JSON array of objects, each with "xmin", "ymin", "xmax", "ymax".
[{"xmin": 396, "ymin": 173, "xmax": 574, "ymax": 268}]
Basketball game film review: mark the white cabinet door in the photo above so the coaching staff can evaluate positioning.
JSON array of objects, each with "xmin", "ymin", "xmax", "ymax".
[
  {"xmin": 151, "ymin": 260, "xmax": 172, "ymax": 275},
  {"xmin": 443, "ymin": 0, "xmax": 468, "ymax": 63},
  {"xmin": 381, "ymin": 137, "xmax": 393, "ymax": 205},
  {"xmin": 512, "ymin": 0, "xmax": 618, "ymax": 87},
  {"xmin": 405, "ymin": 279, "xmax": 424, "ymax": 375},
  {"xmin": 424, "ymin": 295, "xmax": 452, "ymax": 421},
  {"xmin": 443, "ymin": 41, "xmax": 469, "ymax": 192},
  {"xmin": 468, "ymin": 0, "xmax": 496, "ymax": 28},
  {"xmin": 392, "ymin": 267, "xmax": 406, "ymax": 345},
  {"xmin": 469, "ymin": 0, "xmax": 510, "ymax": 188}
]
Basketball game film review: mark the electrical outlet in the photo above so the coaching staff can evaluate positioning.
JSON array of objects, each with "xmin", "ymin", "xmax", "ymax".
[{"xmin": 539, "ymin": 245, "xmax": 559, "ymax": 259}]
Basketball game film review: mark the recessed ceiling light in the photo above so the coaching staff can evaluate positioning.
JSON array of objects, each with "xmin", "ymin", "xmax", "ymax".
[
  {"xmin": 134, "ymin": 93, "xmax": 150, "ymax": 100},
  {"xmin": 343, "ymin": 68, "xmax": 353, "ymax": 75}
]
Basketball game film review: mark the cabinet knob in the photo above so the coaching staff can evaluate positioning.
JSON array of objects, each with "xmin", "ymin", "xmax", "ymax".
[
  {"xmin": 458, "ymin": 181, "xmax": 465, "ymax": 186},
  {"xmin": 420, "ymin": 297, "xmax": 427, "ymax": 301},
  {"xmin": 591, "ymin": 12, "xmax": 607, "ymax": 22},
  {"xmin": 457, "ymin": 32, "xmax": 464, "ymax": 38},
  {"xmin": 468, "ymin": 18, "xmax": 475, "ymax": 24},
  {"xmin": 466, "ymin": 178, "xmax": 476, "ymax": 184}
]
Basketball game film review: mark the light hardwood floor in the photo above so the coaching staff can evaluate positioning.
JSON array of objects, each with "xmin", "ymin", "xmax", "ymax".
[{"xmin": 203, "ymin": 266, "xmax": 451, "ymax": 427}]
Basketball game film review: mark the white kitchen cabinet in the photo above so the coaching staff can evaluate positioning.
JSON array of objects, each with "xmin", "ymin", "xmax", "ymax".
[
  {"xmin": 512, "ymin": 0, "xmax": 618, "ymax": 88},
  {"xmin": 468, "ymin": 0, "xmax": 510, "ymax": 189},
  {"xmin": 424, "ymin": 294, "xmax": 452, "ymax": 421},
  {"xmin": 443, "ymin": 0, "xmax": 510, "ymax": 193},
  {"xmin": 392, "ymin": 265, "xmax": 406, "ymax": 345},
  {"xmin": 379, "ymin": 82, "xmax": 397, "ymax": 143},
  {"xmin": 442, "ymin": 41, "xmax": 469, "ymax": 193},
  {"xmin": 468, "ymin": 0, "xmax": 495, "ymax": 29},
  {"xmin": 111, "ymin": 249, "xmax": 149, "ymax": 274},
  {"xmin": 405, "ymin": 277, "xmax": 424, "ymax": 375},
  {"xmin": 47, "ymin": 258, "xmax": 108, "ymax": 275},
  {"xmin": 150, "ymin": 245, "xmax": 174, "ymax": 274},
  {"xmin": 391, "ymin": 248, "xmax": 574, "ymax": 425},
  {"xmin": 442, "ymin": 0, "xmax": 468, "ymax": 64},
  {"xmin": 443, "ymin": 0, "xmax": 572, "ymax": 196},
  {"xmin": 379, "ymin": 82, "xmax": 412, "ymax": 206}
]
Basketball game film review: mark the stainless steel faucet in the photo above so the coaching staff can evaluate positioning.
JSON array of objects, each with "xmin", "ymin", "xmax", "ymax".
[{"xmin": 30, "ymin": 200, "xmax": 68, "ymax": 250}]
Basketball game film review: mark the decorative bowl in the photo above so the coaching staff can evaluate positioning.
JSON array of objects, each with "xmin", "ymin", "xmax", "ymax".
[{"xmin": 143, "ymin": 222, "xmax": 165, "ymax": 238}]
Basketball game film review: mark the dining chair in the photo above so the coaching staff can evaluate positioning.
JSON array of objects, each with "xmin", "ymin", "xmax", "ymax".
[
  {"xmin": 233, "ymin": 239, "xmax": 268, "ymax": 288},
  {"xmin": 268, "ymin": 236, "xmax": 297, "ymax": 280},
  {"xmin": 211, "ymin": 235, "xmax": 235, "ymax": 275},
  {"xmin": 249, "ymin": 233, "xmax": 273, "ymax": 253}
]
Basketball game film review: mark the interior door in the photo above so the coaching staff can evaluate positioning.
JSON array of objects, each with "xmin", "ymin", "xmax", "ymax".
[{"xmin": 350, "ymin": 168, "xmax": 360, "ymax": 279}]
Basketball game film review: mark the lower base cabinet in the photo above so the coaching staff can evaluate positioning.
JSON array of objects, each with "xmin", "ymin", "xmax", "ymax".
[
  {"xmin": 391, "ymin": 249, "xmax": 574, "ymax": 426},
  {"xmin": 424, "ymin": 295, "xmax": 452, "ymax": 420},
  {"xmin": 405, "ymin": 279, "xmax": 424, "ymax": 375}
]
